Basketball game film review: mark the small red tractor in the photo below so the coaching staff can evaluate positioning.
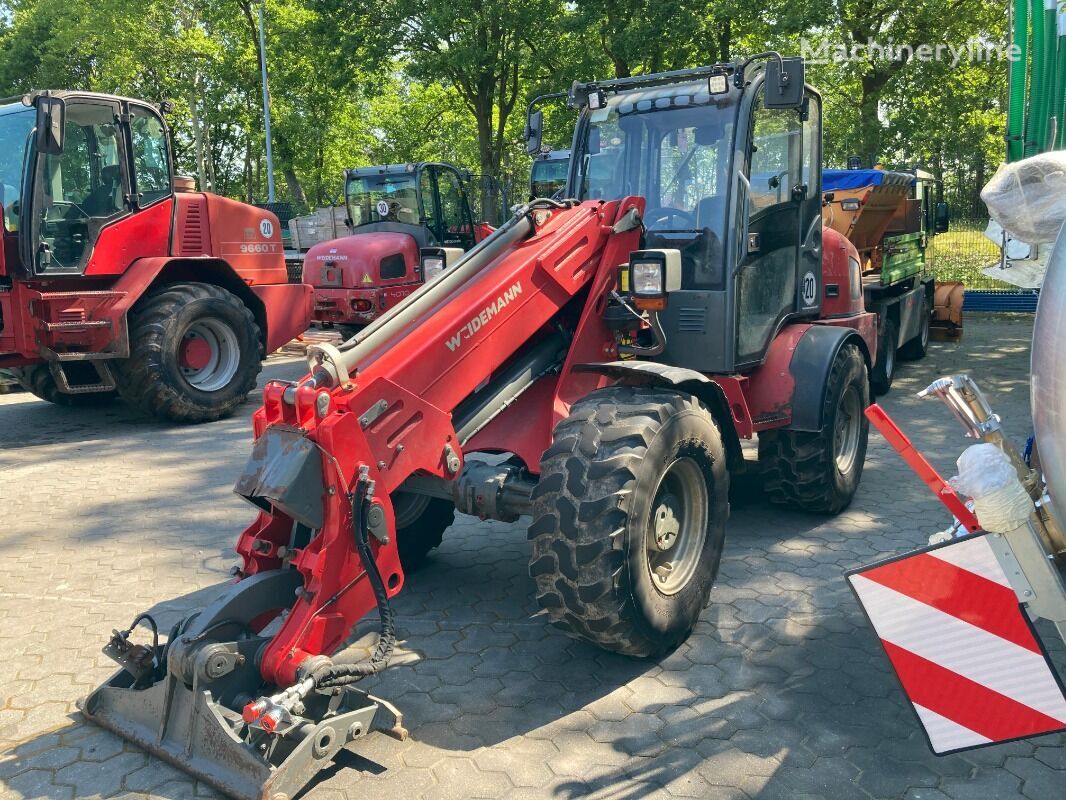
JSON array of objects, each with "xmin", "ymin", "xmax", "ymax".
[
  {"xmin": 0, "ymin": 91, "xmax": 313, "ymax": 422},
  {"xmin": 303, "ymin": 162, "xmax": 489, "ymax": 334},
  {"xmin": 83, "ymin": 57, "xmax": 882, "ymax": 798}
]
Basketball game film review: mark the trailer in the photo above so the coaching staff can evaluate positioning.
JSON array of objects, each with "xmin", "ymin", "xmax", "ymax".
[{"xmin": 822, "ymin": 167, "xmax": 952, "ymax": 393}]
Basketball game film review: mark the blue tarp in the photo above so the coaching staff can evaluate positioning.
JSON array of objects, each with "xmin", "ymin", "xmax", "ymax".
[{"xmin": 822, "ymin": 169, "xmax": 914, "ymax": 190}]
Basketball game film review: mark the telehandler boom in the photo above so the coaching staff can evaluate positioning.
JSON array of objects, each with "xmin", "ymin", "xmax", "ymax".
[{"xmin": 83, "ymin": 56, "xmax": 878, "ymax": 798}]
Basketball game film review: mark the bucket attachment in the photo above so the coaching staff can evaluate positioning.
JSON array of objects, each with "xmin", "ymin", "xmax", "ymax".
[{"xmin": 78, "ymin": 570, "xmax": 407, "ymax": 800}]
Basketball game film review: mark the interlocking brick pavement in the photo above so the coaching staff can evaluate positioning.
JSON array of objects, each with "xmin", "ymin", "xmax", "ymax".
[{"xmin": 0, "ymin": 313, "xmax": 1062, "ymax": 799}]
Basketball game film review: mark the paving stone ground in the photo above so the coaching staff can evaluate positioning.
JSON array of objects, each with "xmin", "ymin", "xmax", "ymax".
[{"xmin": 0, "ymin": 313, "xmax": 1062, "ymax": 800}]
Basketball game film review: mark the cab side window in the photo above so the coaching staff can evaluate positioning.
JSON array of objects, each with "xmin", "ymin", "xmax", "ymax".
[
  {"xmin": 130, "ymin": 110, "xmax": 171, "ymax": 205},
  {"xmin": 748, "ymin": 99, "xmax": 800, "ymax": 213},
  {"xmin": 420, "ymin": 169, "xmax": 440, "ymax": 242},
  {"xmin": 436, "ymin": 168, "xmax": 473, "ymax": 248}
]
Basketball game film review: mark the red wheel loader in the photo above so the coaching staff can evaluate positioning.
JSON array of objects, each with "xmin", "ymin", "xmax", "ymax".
[
  {"xmin": 82, "ymin": 56, "xmax": 879, "ymax": 798},
  {"xmin": 303, "ymin": 162, "xmax": 489, "ymax": 334},
  {"xmin": 0, "ymin": 91, "xmax": 313, "ymax": 422}
]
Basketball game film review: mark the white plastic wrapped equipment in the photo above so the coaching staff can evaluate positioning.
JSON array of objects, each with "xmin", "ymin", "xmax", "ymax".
[
  {"xmin": 950, "ymin": 443, "xmax": 1034, "ymax": 534},
  {"xmin": 981, "ymin": 153, "xmax": 1066, "ymax": 244}
]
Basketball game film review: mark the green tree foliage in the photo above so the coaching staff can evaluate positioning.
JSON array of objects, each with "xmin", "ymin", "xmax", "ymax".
[{"xmin": 0, "ymin": 0, "xmax": 1010, "ymax": 217}]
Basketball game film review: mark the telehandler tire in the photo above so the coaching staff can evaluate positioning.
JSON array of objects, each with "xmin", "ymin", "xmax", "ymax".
[
  {"xmin": 758, "ymin": 343, "xmax": 869, "ymax": 514},
  {"xmin": 114, "ymin": 283, "xmax": 261, "ymax": 423},
  {"xmin": 392, "ymin": 491, "xmax": 455, "ymax": 570},
  {"xmin": 15, "ymin": 363, "xmax": 116, "ymax": 407},
  {"xmin": 528, "ymin": 386, "xmax": 729, "ymax": 657}
]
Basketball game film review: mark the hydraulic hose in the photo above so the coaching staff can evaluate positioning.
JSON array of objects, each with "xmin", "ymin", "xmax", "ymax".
[
  {"xmin": 1008, "ymin": 0, "xmax": 1029, "ymax": 161},
  {"xmin": 310, "ymin": 470, "xmax": 395, "ymax": 689}
]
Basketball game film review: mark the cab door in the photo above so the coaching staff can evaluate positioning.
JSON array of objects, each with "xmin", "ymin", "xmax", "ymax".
[
  {"xmin": 30, "ymin": 99, "xmax": 131, "ymax": 275},
  {"xmin": 734, "ymin": 86, "xmax": 806, "ymax": 365}
]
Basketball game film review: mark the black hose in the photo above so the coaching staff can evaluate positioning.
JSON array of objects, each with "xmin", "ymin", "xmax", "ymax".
[{"xmin": 311, "ymin": 472, "xmax": 396, "ymax": 689}]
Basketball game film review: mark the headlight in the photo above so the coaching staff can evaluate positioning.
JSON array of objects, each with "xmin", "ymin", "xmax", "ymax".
[
  {"xmin": 423, "ymin": 256, "xmax": 445, "ymax": 281},
  {"xmin": 632, "ymin": 261, "xmax": 664, "ymax": 296}
]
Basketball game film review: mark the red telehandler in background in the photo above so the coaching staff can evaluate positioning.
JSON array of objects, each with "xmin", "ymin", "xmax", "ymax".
[
  {"xmin": 82, "ymin": 56, "xmax": 881, "ymax": 798},
  {"xmin": 0, "ymin": 91, "xmax": 312, "ymax": 422},
  {"xmin": 301, "ymin": 162, "xmax": 490, "ymax": 334}
]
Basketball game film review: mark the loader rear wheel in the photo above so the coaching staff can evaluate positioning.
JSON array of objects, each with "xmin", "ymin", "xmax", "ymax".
[
  {"xmin": 115, "ymin": 283, "xmax": 261, "ymax": 423},
  {"xmin": 15, "ymin": 363, "xmax": 116, "ymax": 407},
  {"xmin": 528, "ymin": 386, "xmax": 729, "ymax": 657},
  {"xmin": 392, "ymin": 491, "xmax": 454, "ymax": 570},
  {"xmin": 871, "ymin": 317, "xmax": 897, "ymax": 395},
  {"xmin": 758, "ymin": 343, "xmax": 869, "ymax": 514}
]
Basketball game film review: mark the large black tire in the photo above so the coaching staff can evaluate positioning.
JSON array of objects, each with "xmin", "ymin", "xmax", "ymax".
[
  {"xmin": 871, "ymin": 317, "xmax": 897, "ymax": 396},
  {"xmin": 15, "ymin": 363, "xmax": 116, "ymax": 407},
  {"xmin": 758, "ymin": 343, "xmax": 869, "ymax": 514},
  {"xmin": 114, "ymin": 283, "xmax": 261, "ymax": 423},
  {"xmin": 528, "ymin": 386, "xmax": 729, "ymax": 657},
  {"xmin": 392, "ymin": 491, "xmax": 455, "ymax": 570},
  {"xmin": 899, "ymin": 292, "xmax": 931, "ymax": 360}
]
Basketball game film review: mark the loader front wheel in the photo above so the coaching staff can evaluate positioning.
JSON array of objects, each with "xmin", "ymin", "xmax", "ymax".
[
  {"xmin": 392, "ymin": 491, "xmax": 454, "ymax": 570},
  {"xmin": 758, "ymin": 343, "xmax": 869, "ymax": 514},
  {"xmin": 528, "ymin": 386, "xmax": 729, "ymax": 657},
  {"xmin": 115, "ymin": 283, "xmax": 261, "ymax": 423}
]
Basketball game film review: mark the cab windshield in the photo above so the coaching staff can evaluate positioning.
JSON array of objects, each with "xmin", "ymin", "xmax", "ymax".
[
  {"xmin": 0, "ymin": 105, "xmax": 36, "ymax": 232},
  {"xmin": 577, "ymin": 81, "xmax": 736, "ymax": 288},
  {"xmin": 346, "ymin": 173, "xmax": 421, "ymax": 228}
]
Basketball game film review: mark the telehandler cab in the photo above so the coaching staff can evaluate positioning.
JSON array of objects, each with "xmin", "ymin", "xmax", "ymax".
[
  {"xmin": 0, "ymin": 91, "xmax": 313, "ymax": 421},
  {"xmin": 83, "ymin": 55, "xmax": 878, "ymax": 798}
]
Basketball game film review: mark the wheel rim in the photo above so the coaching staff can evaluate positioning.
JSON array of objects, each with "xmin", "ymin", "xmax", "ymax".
[
  {"xmin": 179, "ymin": 319, "xmax": 241, "ymax": 392},
  {"xmin": 644, "ymin": 457, "xmax": 708, "ymax": 596},
  {"xmin": 920, "ymin": 310, "xmax": 930, "ymax": 348},
  {"xmin": 884, "ymin": 334, "xmax": 895, "ymax": 378},
  {"xmin": 834, "ymin": 384, "xmax": 863, "ymax": 475}
]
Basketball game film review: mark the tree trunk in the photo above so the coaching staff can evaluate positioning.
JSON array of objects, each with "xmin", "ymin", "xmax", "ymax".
[
  {"xmin": 187, "ymin": 84, "xmax": 209, "ymax": 192},
  {"xmin": 283, "ymin": 168, "xmax": 307, "ymax": 207}
]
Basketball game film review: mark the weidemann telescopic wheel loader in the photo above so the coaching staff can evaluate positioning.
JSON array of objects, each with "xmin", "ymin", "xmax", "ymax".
[{"xmin": 82, "ymin": 55, "xmax": 878, "ymax": 799}]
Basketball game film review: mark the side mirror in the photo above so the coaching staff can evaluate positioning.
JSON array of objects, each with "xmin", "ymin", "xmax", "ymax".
[
  {"xmin": 35, "ymin": 95, "xmax": 65, "ymax": 156},
  {"xmin": 934, "ymin": 202, "xmax": 950, "ymax": 233},
  {"xmin": 764, "ymin": 57, "xmax": 805, "ymax": 109},
  {"xmin": 525, "ymin": 109, "xmax": 543, "ymax": 156}
]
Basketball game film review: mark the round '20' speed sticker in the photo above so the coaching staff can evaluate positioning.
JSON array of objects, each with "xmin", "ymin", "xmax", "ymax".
[{"xmin": 801, "ymin": 271, "xmax": 818, "ymax": 307}]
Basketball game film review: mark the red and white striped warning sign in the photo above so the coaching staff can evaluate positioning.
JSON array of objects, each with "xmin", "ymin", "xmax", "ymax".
[{"xmin": 848, "ymin": 534, "xmax": 1066, "ymax": 754}]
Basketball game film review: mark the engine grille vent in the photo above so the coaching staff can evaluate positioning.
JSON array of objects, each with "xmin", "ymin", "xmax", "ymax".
[
  {"xmin": 678, "ymin": 307, "xmax": 706, "ymax": 334},
  {"xmin": 181, "ymin": 203, "xmax": 207, "ymax": 254}
]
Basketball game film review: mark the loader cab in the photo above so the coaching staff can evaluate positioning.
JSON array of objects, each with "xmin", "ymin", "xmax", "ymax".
[
  {"xmin": 345, "ymin": 162, "xmax": 476, "ymax": 251},
  {"xmin": 3, "ymin": 91, "xmax": 174, "ymax": 277},
  {"xmin": 562, "ymin": 60, "xmax": 822, "ymax": 373}
]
